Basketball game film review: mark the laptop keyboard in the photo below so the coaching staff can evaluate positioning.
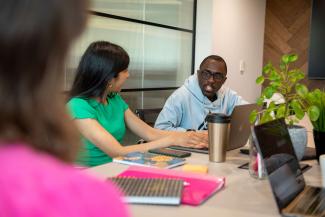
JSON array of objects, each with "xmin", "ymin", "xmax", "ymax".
[
  {"xmin": 169, "ymin": 146, "xmax": 209, "ymax": 154},
  {"xmin": 286, "ymin": 186, "xmax": 325, "ymax": 216}
]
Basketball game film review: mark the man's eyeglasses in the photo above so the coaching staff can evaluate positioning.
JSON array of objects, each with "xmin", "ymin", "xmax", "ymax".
[{"xmin": 199, "ymin": 70, "xmax": 226, "ymax": 81}]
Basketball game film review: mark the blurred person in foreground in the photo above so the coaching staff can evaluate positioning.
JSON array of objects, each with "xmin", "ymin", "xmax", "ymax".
[{"xmin": 0, "ymin": 1, "xmax": 129, "ymax": 216}]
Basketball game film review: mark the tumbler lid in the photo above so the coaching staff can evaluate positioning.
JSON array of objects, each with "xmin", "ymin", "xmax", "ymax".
[{"xmin": 205, "ymin": 113, "xmax": 231, "ymax": 123}]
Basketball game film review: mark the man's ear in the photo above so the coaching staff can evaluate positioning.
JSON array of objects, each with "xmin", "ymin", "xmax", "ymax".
[{"xmin": 223, "ymin": 77, "xmax": 227, "ymax": 83}]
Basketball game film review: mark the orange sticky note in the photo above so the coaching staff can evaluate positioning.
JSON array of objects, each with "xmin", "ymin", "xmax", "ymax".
[{"xmin": 182, "ymin": 164, "xmax": 208, "ymax": 174}]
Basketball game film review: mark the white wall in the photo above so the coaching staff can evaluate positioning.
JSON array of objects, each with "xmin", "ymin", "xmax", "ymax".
[
  {"xmin": 195, "ymin": 0, "xmax": 214, "ymax": 68},
  {"xmin": 196, "ymin": 0, "xmax": 266, "ymax": 102}
]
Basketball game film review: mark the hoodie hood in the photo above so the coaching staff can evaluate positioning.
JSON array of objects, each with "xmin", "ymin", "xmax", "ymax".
[{"xmin": 183, "ymin": 73, "xmax": 226, "ymax": 107}]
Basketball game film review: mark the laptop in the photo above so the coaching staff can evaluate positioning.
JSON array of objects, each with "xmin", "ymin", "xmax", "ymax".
[
  {"xmin": 252, "ymin": 118, "xmax": 325, "ymax": 217},
  {"xmin": 169, "ymin": 103, "xmax": 260, "ymax": 154},
  {"xmin": 108, "ymin": 177, "xmax": 183, "ymax": 205}
]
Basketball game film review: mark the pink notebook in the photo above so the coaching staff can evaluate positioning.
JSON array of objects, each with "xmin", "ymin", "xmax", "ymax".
[{"xmin": 117, "ymin": 166, "xmax": 225, "ymax": 206}]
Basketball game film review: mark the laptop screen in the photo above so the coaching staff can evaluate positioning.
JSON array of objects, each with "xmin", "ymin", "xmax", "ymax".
[
  {"xmin": 169, "ymin": 104, "xmax": 260, "ymax": 154},
  {"xmin": 228, "ymin": 103, "xmax": 260, "ymax": 150},
  {"xmin": 253, "ymin": 118, "xmax": 305, "ymax": 210}
]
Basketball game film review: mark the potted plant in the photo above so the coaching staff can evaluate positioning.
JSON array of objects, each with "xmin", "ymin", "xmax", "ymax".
[
  {"xmin": 303, "ymin": 89, "xmax": 325, "ymax": 160},
  {"xmin": 249, "ymin": 53, "xmax": 320, "ymax": 160}
]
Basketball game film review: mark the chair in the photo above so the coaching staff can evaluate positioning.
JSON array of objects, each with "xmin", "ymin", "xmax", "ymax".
[
  {"xmin": 134, "ymin": 108, "xmax": 162, "ymax": 127},
  {"xmin": 134, "ymin": 108, "xmax": 162, "ymax": 144}
]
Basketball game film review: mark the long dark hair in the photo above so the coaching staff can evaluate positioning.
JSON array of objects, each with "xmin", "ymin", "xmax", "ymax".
[
  {"xmin": 70, "ymin": 41, "xmax": 130, "ymax": 100},
  {"xmin": 0, "ymin": 0, "xmax": 88, "ymax": 162}
]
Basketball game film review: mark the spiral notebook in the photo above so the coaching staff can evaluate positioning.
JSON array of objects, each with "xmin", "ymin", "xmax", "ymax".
[
  {"xmin": 109, "ymin": 177, "xmax": 184, "ymax": 205},
  {"xmin": 117, "ymin": 166, "xmax": 225, "ymax": 206}
]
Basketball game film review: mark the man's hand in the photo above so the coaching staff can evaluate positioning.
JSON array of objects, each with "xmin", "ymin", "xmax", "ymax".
[{"xmin": 172, "ymin": 131, "xmax": 208, "ymax": 148}]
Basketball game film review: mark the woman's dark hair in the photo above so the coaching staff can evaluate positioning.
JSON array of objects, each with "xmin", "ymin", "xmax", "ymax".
[
  {"xmin": 0, "ymin": 0, "xmax": 88, "ymax": 162},
  {"xmin": 70, "ymin": 41, "xmax": 130, "ymax": 99}
]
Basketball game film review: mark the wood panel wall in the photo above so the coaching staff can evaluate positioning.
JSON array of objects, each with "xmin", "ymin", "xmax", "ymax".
[{"xmin": 263, "ymin": 0, "xmax": 325, "ymax": 89}]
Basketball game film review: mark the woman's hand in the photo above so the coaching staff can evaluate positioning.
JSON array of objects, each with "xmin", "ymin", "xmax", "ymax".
[{"xmin": 172, "ymin": 131, "xmax": 208, "ymax": 148}]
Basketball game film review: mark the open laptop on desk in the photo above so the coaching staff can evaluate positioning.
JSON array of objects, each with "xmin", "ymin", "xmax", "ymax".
[
  {"xmin": 252, "ymin": 118, "xmax": 323, "ymax": 217},
  {"xmin": 169, "ymin": 103, "xmax": 260, "ymax": 154}
]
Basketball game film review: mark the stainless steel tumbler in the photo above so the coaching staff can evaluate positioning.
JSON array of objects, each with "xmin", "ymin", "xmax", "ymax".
[{"xmin": 206, "ymin": 113, "xmax": 231, "ymax": 162}]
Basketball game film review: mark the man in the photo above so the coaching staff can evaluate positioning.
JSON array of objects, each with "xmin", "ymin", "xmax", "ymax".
[{"xmin": 154, "ymin": 55, "xmax": 247, "ymax": 131}]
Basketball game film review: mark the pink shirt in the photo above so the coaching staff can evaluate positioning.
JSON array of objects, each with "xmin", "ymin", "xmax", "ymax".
[{"xmin": 0, "ymin": 144, "xmax": 130, "ymax": 217}]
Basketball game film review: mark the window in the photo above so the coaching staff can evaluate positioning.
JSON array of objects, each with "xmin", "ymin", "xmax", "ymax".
[{"xmin": 66, "ymin": 0, "xmax": 197, "ymax": 110}]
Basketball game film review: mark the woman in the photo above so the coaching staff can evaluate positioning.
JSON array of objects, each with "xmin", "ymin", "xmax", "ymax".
[
  {"xmin": 68, "ymin": 41, "xmax": 208, "ymax": 167},
  {"xmin": 0, "ymin": 1, "xmax": 128, "ymax": 216}
]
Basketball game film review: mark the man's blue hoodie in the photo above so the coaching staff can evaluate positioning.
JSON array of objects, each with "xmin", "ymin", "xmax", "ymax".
[{"xmin": 154, "ymin": 74, "xmax": 247, "ymax": 131}]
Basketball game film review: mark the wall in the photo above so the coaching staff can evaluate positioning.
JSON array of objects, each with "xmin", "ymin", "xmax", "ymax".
[
  {"xmin": 195, "ymin": 0, "xmax": 214, "ymax": 69},
  {"xmin": 196, "ymin": 0, "xmax": 266, "ymax": 103},
  {"xmin": 263, "ymin": 0, "xmax": 325, "ymax": 148},
  {"xmin": 263, "ymin": 0, "xmax": 325, "ymax": 91}
]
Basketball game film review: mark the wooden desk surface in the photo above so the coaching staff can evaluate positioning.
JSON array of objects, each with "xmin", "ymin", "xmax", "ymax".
[{"xmin": 87, "ymin": 150, "xmax": 321, "ymax": 217}]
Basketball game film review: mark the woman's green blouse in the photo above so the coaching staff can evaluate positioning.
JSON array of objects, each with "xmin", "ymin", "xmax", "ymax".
[{"xmin": 67, "ymin": 94, "xmax": 128, "ymax": 167}]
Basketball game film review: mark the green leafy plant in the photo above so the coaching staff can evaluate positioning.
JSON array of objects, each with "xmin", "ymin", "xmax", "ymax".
[
  {"xmin": 249, "ymin": 54, "xmax": 320, "ymax": 125},
  {"xmin": 304, "ymin": 89, "xmax": 325, "ymax": 132}
]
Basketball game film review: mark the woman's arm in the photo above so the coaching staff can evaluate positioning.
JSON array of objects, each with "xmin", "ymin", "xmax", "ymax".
[
  {"xmin": 124, "ymin": 109, "xmax": 168, "ymax": 141},
  {"xmin": 124, "ymin": 109, "xmax": 208, "ymax": 147},
  {"xmin": 73, "ymin": 118, "xmax": 176, "ymax": 158},
  {"xmin": 74, "ymin": 112, "xmax": 207, "ymax": 158}
]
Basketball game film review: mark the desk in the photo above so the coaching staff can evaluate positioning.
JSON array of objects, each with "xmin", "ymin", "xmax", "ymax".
[{"xmin": 87, "ymin": 150, "xmax": 321, "ymax": 217}]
